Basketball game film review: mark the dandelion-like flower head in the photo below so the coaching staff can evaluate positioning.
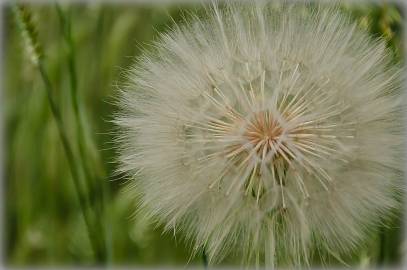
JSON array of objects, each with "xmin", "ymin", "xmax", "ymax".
[{"xmin": 116, "ymin": 2, "xmax": 404, "ymax": 267}]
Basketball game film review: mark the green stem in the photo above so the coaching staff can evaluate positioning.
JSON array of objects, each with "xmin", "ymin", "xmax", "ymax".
[
  {"xmin": 13, "ymin": 3, "xmax": 107, "ymax": 263},
  {"xmin": 37, "ymin": 62, "xmax": 105, "ymax": 262},
  {"xmin": 202, "ymin": 249, "xmax": 208, "ymax": 269},
  {"xmin": 55, "ymin": 4, "xmax": 110, "ymax": 263},
  {"xmin": 55, "ymin": 3, "xmax": 95, "ymax": 191},
  {"xmin": 378, "ymin": 226, "xmax": 386, "ymax": 266}
]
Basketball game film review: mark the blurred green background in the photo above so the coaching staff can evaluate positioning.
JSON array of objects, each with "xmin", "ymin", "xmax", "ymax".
[{"xmin": 3, "ymin": 1, "xmax": 405, "ymax": 267}]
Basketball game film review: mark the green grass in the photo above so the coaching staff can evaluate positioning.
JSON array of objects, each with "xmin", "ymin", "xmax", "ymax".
[{"xmin": 3, "ymin": 1, "xmax": 404, "ymax": 267}]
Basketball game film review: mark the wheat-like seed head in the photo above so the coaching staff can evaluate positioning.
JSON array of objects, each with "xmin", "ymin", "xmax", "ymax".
[{"xmin": 13, "ymin": 5, "xmax": 43, "ymax": 66}]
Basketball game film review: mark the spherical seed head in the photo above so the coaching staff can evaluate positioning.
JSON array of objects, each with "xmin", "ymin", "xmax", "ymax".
[{"xmin": 116, "ymin": 2, "xmax": 404, "ymax": 267}]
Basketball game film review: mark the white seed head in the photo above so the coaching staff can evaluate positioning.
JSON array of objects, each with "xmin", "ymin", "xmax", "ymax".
[{"xmin": 115, "ymin": 2, "xmax": 405, "ymax": 267}]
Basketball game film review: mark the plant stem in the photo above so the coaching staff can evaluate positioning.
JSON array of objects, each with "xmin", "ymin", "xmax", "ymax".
[
  {"xmin": 378, "ymin": 225, "xmax": 386, "ymax": 266},
  {"xmin": 202, "ymin": 249, "xmax": 208, "ymax": 269},
  {"xmin": 37, "ymin": 61, "xmax": 106, "ymax": 262},
  {"xmin": 13, "ymin": 4, "xmax": 106, "ymax": 262},
  {"xmin": 55, "ymin": 4, "xmax": 110, "ymax": 263},
  {"xmin": 55, "ymin": 4, "xmax": 94, "ymax": 187}
]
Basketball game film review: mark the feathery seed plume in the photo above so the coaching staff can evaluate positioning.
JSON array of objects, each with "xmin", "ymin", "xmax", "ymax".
[{"xmin": 116, "ymin": 2, "xmax": 404, "ymax": 267}]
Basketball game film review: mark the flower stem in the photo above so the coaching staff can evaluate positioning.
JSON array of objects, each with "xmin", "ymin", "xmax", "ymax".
[
  {"xmin": 13, "ymin": 5, "xmax": 106, "ymax": 263},
  {"xmin": 55, "ymin": 4, "xmax": 92, "ymax": 187},
  {"xmin": 38, "ymin": 62, "xmax": 106, "ymax": 262},
  {"xmin": 202, "ymin": 249, "xmax": 208, "ymax": 269},
  {"xmin": 55, "ymin": 4, "xmax": 111, "ymax": 263}
]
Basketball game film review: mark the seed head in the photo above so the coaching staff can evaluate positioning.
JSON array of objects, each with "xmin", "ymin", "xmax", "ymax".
[
  {"xmin": 13, "ymin": 5, "xmax": 43, "ymax": 66},
  {"xmin": 116, "ymin": 2, "xmax": 404, "ymax": 267}
]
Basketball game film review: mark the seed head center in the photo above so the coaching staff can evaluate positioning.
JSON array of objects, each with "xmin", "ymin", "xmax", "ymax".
[{"xmin": 244, "ymin": 111, "xmax": 283, "ymax": 156}]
